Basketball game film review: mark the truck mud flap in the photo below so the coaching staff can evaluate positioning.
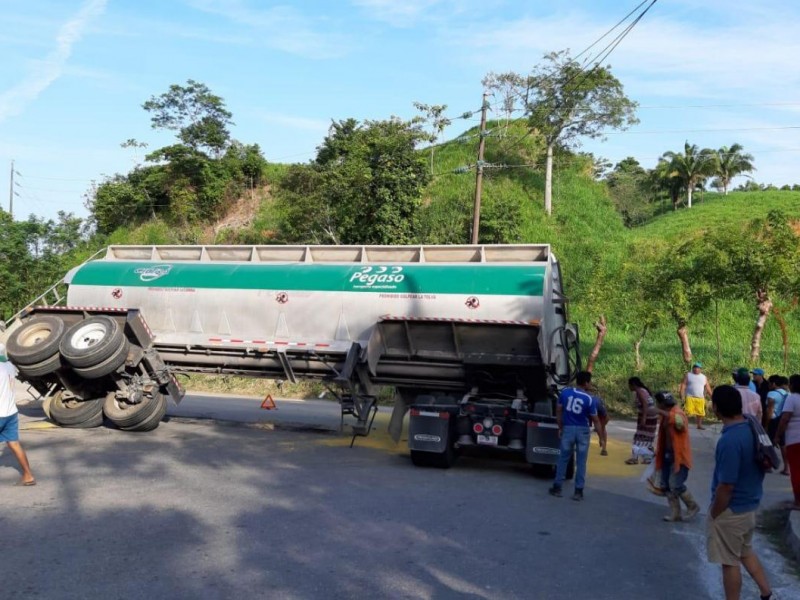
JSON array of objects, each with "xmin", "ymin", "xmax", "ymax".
[
  {"xmin": 408, "ymin": 409, "xmax": 452, "ymax": 453},
  {"xmin": 525, "ymin": 420, "xmax": 560, "ymax": 465}
]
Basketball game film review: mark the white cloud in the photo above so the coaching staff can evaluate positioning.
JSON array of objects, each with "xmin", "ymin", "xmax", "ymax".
[
  {"xmin": 0, "ymin": 0, "xmax": 107, "ymax": 123},
  {"xmin": 439, "ymin": 8, "xmax": 800, "ymax": 102},
  {"xmin": 184, "ymin": 0, "xmax": 353, "ymax": 59}
]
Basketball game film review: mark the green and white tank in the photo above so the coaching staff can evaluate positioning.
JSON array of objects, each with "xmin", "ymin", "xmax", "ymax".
[{"xmin": 65, "ymin": 245, "xmax": 563, "ymax": 364}]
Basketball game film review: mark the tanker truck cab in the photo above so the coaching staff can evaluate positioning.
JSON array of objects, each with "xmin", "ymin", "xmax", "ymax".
[{"xmin": 3, "ymin": 243, "xmax": 579, "ymax": 473}]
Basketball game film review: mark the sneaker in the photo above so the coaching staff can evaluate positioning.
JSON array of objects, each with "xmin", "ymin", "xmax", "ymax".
[
  {"xmin": 549, "ymin": 485, "xmax": 562, "ymax": 498},
  {"xmin": 600, "ymin": 449, "xmax": 608, "ymax": 456},
  {"xmin": 572, "ymin": 489, "xmax": 584, "ymax": 501}
]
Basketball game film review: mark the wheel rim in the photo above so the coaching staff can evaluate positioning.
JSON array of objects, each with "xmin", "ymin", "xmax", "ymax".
[
  {"xmin": 19, "ymin": 323, "xmax": 55, "ymax": 348},
  {"xmin": 69, "ymin": 322, "xmax": 109, "ymax": 349}
]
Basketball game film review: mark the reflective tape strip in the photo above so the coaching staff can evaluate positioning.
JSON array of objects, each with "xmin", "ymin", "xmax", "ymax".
[
  {"xmin": 381, "ymin": 315, "xmax": 536, "ymax": 326},
  {"xmin": 207, "ymin": 338, "xmax": 332, "ymax": 348}
]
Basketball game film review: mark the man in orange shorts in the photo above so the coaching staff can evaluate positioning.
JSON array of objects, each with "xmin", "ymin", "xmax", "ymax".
[{"xmin": 680, "ymin": 362, "xmax": 713, "ymax": 430}]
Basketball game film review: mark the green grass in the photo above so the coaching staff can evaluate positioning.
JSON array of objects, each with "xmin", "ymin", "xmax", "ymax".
[{"xmin": 633, "ymin": 190, "xmax": 800, "ymax": 242}]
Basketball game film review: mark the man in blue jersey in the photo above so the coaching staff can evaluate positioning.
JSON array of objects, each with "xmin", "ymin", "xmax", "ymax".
[{"xmin": 549, "ymin": 371, "xmax": 601, "ymax": 501}]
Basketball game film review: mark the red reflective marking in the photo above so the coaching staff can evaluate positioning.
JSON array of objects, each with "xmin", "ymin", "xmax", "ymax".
[{"xmin": 274, "ymin": 341, "xmax": 289, "ymax": 345}]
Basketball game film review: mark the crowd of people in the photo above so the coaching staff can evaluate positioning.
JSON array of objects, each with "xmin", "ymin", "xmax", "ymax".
[{"xmin": 549, "ymin": 364, "xmax": 800, "ymax": 600}]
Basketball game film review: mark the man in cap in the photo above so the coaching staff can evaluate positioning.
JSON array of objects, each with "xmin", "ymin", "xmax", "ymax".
[
  {"xmin": 679, "ymin": 362, "xmax": 713, "ymax": 430},
  {"xmin": 750, "ymin": 368, "xmax": 770, "ymax": 427},
  {"xmin": 0, "ymin": 343, "xmax": 36, "ymax": 486},
  {"xmin": 733, "ymin": 367, "xmax": 763, "ymax": 423}
]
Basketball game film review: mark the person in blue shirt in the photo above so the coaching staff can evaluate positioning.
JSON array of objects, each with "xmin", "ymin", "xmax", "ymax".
[
  {"xmin": 708, "ymin": 385, "xmax": 775, "ymax": 600},
  {"xmin": 549, "ymin": 371, "xmax": 600, "ymax": 501}
]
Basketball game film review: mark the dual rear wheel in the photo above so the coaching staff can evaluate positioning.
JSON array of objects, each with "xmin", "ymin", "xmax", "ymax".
[{"xmin": 7, "ymin": 315, "xmax": 165, "ymax": 431}]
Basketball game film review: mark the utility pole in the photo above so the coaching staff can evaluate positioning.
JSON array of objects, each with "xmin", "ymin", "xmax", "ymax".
[
  {"xmin": 471, "ymin": 93, "xmax": 489, "ymax": 245},
  {"xmin": 8, "ymin": 160, "xmax": 14, "ymax": 219}
]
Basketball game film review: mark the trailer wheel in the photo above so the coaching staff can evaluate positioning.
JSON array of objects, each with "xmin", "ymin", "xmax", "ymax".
[
  {"xmin": 16, "ymin": 352, "xmax": 62, "ymax": 378},
  {"xmin": 60, "ymin": 316, "xmax": 125, "ymax": 368},
  {"xmin": 103, "ymin": 391, "xmax": 161, "ymax": 430},
  {"xmin": 124, "ymin": 393, "xmax": 167, "ymax": 432},
  {"xmin": 71, "ymin": 339, "xmax": 130, "ymax": 379},
  {"xmin": 49, "ymin": 393, "xmax": 104, "ymax": 428},
  {"xmin": 6, "ymin": 316, "xmax": 66, "ymax": 365}
]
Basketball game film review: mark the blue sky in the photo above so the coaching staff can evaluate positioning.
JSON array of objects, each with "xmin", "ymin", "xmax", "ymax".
[{"xmin": 2, "ymin": 0, "xmax": 799, "ymax": 222}]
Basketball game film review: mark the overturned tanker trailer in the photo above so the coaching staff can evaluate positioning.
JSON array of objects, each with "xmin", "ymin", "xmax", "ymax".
[{"xmin": 2, "ymin": 244, "xmax": 580, "ymax": 470}]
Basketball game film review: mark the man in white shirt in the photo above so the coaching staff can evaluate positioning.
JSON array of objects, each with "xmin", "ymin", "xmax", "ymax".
[
  {"xmin": 0, "ymin": 343, "xmax": 36, "ymax": 486},
  {"xmin": 733, "ymin": 367, "xmax": 763, "ymax": 424}
]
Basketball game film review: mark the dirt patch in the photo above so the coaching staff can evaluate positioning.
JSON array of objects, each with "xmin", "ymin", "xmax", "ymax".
[
  {"xmin": 790, "ymin": 220, "xmax": 800, "ymax": 237},
  {"xmin": 202, "ymin": 184, "xmax": 272, "ymax": 241}
]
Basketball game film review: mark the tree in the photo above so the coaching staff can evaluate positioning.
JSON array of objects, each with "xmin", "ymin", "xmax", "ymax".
[
  {"xmin": 713, "ymin": 143, "xmax": 755, "ymax": 195},
  {"xmin": 660, "ymin": 142, "xmax": 715, "ymax": 208},
  {"xmin": 276, "ymin": 118, "xmax": 431, "ymax": 245},
  {"xmin": 519, "ymin": 50, "xmax": 638, "ymax": 215},
  {"xmin": 650, "ymin": 156, "xmax": 683, "ymax": 211},
  {"xmin": 412, "ymin": 102, "xmax": 451, "ymax": 174},
  {"xmin": 142, "ymin": 79, "xmax": 234, "ymax": 156},
  {"xmin": 728, "ymin": 210, "xmax": 800, "ymax": 361},
  {"xmin": 481, "ymin": 72, "xmax": 526, "ymax": 130}
]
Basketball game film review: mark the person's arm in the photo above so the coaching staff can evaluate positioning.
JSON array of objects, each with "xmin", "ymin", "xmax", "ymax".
[
  {"xmin": 775, "ymin": 410, "xmax": 792, "ymax": 442},
  {"xmin": 591, "ymin": 414, "xmax": 601, "ymax": 434},
  {"xmin": 710, "ymin": 483, "xmax": 735, "ymax": 519},
  {"xmin": 638, "ymin": 391, "xmax": 648, "ymax": 427},
  {"xmin": 765, "ymin": 397, "xmax": 775, "ymax": 423},
  {"xmin": 705, "ymin": 380, "xmax": 713, "ymax": 399}
]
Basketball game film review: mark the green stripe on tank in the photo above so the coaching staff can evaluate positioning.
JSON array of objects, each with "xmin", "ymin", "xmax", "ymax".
[{"xmin": 71, "ymin": 261, "xmax": 546, "ymax": 296}]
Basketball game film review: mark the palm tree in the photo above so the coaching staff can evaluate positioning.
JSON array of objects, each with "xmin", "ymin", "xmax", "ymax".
[
  {"xmin": 650, "ymin": 157, "xmax": 683, "ymax": 210},
  {"xmin": 713, "ymin": 143, "xmax": 755, "ymax": 195},
  {"xmin": 661, "ymin": 142, "xmax": 715, "ymax": 208}
]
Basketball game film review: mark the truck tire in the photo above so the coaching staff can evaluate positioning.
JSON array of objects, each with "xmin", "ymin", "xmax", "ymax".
[
  {"xmin": 49, "ymin": 394, "xmax": 104, "ymax": 428},
  {"xmin": 103, "ymin": 391, "xmax": 161, "ymax": 430},
  {"xmin": 71, "ymin": 339, "xmax": 130, "ymax": 379},
  {"xmin": 60, "ymin": 316, "xmax": 125, "ymax": 368},
  {"xmin": 125, "ymin": 393, "xmax": 167, "ymax": 432},
  {"xmin": 6, "ymin": 316, "xmax": 66, "ymax": 365},
  {"xmin": 16, "ymin": 352, "xmax": 62, "ymax": 378}
]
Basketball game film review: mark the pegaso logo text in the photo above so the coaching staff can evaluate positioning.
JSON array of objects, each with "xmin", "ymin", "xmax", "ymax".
[
  {"xmin": 349, "ymin": 266, "xmax": 405, "ymax": 288},
  {"xmin": 135, "ymin": 265, "xmax": 173, "ymax": 282}
]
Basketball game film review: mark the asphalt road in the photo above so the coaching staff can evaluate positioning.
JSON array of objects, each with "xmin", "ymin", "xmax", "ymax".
[{"xmin": 2, "ymin": 390, "xmax": 799, "ymax": 600}]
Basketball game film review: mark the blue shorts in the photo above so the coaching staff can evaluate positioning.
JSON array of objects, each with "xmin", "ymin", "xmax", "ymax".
[{"xmin": 0, "ymin": 413, "xmax": 19, "ymax": 442}]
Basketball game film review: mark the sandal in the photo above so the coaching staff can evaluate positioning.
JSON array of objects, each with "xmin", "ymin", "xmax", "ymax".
[{"xmin": 625, "ymin": 457, "xmax": 639, "ymax": 465}]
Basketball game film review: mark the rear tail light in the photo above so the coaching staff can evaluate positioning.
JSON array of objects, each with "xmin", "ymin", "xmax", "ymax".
[
  {"xmin": 410, "ymin": 408, "xmax": 420, "ymax": 416},
  {"xmin": 473, "ymin": 423, "xmax": 484, "ymax": 434},
  {"xmin": 492, "ymin": 424, "xmax": 503, "ymax": 436}
]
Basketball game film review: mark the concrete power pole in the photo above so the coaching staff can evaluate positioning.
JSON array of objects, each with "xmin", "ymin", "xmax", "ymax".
[
  {"xmin": 470, "ymin": 93, "xmax": 489, "ymax": 244},
  {"xmin": 8, "ymin": 160, "xmax": 14, "ymax": 219}
]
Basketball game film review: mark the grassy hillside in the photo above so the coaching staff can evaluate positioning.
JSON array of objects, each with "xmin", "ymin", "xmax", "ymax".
[{"xmin": 633, "ymin": 190, "xmax": 800, "ymax": 241}]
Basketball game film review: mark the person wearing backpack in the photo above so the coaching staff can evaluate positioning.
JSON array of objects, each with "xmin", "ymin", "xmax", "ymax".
[
  {"xmin": 708, "ymin": 385, "xmax": 775, "ymax": 600},
  {"xmin": 766, "ymin": 375, "xmax": 789, "ymax": 476}
]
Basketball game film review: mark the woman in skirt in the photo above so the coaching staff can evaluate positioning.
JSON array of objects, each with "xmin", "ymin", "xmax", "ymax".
[{"xmin": 626, "ymin": 377, "xmax": 658, "ymax": 464}]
